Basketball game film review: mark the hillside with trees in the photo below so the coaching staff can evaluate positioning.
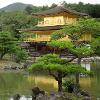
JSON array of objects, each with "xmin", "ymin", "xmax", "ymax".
[
  {"xmin": 0, "ymin": 2, "xmax": 33, "ymax": 12},
  {"xmin": 0, "ymin": 2, "xmax": 100, "ymax": 18}
]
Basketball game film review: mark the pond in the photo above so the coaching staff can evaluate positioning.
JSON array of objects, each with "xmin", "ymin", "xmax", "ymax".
[{"xmin": 0, "ymin": 61, "xmax": 100, "ymax": 100}]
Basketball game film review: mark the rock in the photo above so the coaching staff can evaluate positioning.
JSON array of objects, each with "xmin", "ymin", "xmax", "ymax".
[
  {"xmin": 48, "ymin": 95, "xmax": 57, "ymax": 100},
  {"xmin": 50, "ymin": 92, "xmax": 55, "ymax": 96},
  {"xmin": 11, "ymin": 65, "xmax": 19, "ymax": 70},
  {"xmin": 31, "ymin": 88, "xmax": 92, "ymax": 100},
  {"xmin": 80, "ymin": 90, "xmax": 90, "ymax": 97},
  {"xmin": 49, "ymin": 92, "xmax": 72, "ymax": 100},
  {"xmin": 13, "ymin": 94, "xmax": 20, "ymax": 100},
  {"xmin": 32, "ymin": 87, "xmax": 45, "ymax": 100},
  {"xmin": 63, "ymin": 95, "xmax": 72, "ymax": 100},
  {"xmin": 40, "ymin": 90, "xmax": 45, "ymax": 95},
  {"xmin": 97, "ymin": 98, "xmax": 100, "ymax": 100},
  {"xmin": 82, "ymin": 96, "xmax": 91, "ymax": 100},
  {"xmin": 4, "ymin": 65, "xmax": 11, "ymax": 70},
  {"xmin": 32, "ymin": 87, "xmax": 40, "ymax": 99},
  {"xmin": 76, "ymin": 92, "xmax": 83, "ymax": 98},
  {"xmin": 23, "ymin": 63, "xmax": 28, "ymax": 69},
  {"xmin": 32, "ymin": 87, "xmax": 40, "ymax": 96},
  {"xmin": 36, "ymin": 94, "xmax": 45, "ymax": 100}
]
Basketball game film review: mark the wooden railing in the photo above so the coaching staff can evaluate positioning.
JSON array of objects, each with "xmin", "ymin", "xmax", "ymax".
[{"xmin": 24, "ymin": 36, "xmax": 51, "ymax": 42}]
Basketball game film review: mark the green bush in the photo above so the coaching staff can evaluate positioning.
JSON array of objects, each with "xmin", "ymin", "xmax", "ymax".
[
  {"xmin": 63, "ymin": 79, "xmax": 81, "ymax": 93},
  {"xmin": 63, "ymin": 79, "xmax": 74, "ymax": 92}
]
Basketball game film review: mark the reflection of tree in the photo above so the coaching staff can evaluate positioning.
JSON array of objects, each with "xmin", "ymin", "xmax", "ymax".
[
  {"xmin": 0, "ymin": 72, "xmax": 31, "ymax": 97},
  {"xmin": 95, "ymin": 62, "xmax": 100, "ymax": 83},
  {"xmin": 89, "ymin": 62, "xmax": 100, "ymax": 97},
  {"xmin": 0, "ymin": 71, "xmax": 58, "ymax": 99},
  {"xmin": 28, "ymin": 75, "xmax": 57, "ymax": 92},
  {"xmin": 0, "ymin": 73, "xmax": 6, "ymax": 84}
]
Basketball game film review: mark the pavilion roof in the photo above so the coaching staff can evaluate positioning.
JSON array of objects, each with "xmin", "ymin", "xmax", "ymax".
[
  {"xmin": 32, "ymin": 6, "xmax": 88, "ymax": 17},
  {"xmin": 18, "ymin": 25, "xmax": 64, "ymax": 32}
]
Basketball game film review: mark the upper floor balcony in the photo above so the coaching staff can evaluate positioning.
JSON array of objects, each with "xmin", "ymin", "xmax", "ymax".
[{"xmin": 37, "ymin": 17, "xmax": 76, "ymax": 26}]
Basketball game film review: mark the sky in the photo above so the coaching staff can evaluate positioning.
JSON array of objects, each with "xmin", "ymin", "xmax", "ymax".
[{"xmin": 0, "ymin": 0, "xmax": 100, "ymax": 8}]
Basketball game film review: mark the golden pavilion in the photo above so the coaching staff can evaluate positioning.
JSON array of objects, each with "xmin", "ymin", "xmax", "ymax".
[{"xmin": 19, "ymin": 6, "xmax": 91, "ymax": 54}]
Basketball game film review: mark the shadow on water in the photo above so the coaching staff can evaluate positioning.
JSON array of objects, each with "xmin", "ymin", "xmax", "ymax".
[{"xmin": 0, "ymin": 61, "xmax": 100, "ymax": 99}]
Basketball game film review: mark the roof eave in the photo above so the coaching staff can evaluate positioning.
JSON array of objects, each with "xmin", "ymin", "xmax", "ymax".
[{"xmin": 32, "ymin": 11, "xmax": 88, "ymax": 17}]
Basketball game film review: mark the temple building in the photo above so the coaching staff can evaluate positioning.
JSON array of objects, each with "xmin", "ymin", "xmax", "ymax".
[{"xmin": 19, "ymin": 6, "xmax": 91, "ymax": 54}]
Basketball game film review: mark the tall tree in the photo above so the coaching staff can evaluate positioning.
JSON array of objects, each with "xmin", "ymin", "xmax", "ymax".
[
  {"xmin": 49, "ymin": 3, "xmax": 57, "ymax": 9},
  {"xmin": 0, "ymin": 31, "xmax": 28, "ymax": 62},
  {"xmin": 48, "ymin": 18, "xmax": 99, "ymax": 84},
  {"xmin": 62, "ymin": 1, "xmax": 100, "ymax": 18},
  {"xmin": 29, "ymin": 54, "xmax": 89, "ymax": 92},
  {"xmin": 91, "ymin": 37, "xmax": 100, "ymax": 56},
  {"xmin": 0, "ymin": 31, "xmax": 16, "ymax": 59},
  {"xmin": 25, "ymin": 6, "xmax": 33, "ymax": 14},
  {"xmin": 0, "ymin": 11, "xmax": 38, "ymax": 39}
]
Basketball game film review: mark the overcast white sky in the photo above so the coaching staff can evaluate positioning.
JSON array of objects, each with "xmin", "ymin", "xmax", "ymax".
[{"xmin": 0, "ymin": 0, "xmax": 100, "ymax": 8}]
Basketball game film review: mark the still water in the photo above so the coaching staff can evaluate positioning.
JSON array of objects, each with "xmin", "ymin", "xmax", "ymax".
[{"xmin": 0, "ymin": 61, "xmax": 100, "ymax": 100}]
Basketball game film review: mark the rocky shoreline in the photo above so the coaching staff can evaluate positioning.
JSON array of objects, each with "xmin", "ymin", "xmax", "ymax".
[
  {"xmin": 0, "ymin": 60, "xmax": 25, "ymax": 70},
  {"xmin": 73, "ymin": 56, "xmax": 100, "ymax": 63},
  {"xmin": 12, "ymin": 87, "xmax": 96, "ymax": 100},
  {"xmin": 0, "ymin": 56, "xmax": 100, "ymax": 70}
]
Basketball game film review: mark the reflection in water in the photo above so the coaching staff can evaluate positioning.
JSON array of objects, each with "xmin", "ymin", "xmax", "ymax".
[
  {"xmin": 0, "ymin": 61, "xmax": 100, "ymax": 99},
  {"xmin": 80, "ymin": 61, "xmax": 100, "ymax": 98},
  {"xmin": 0, "ymin": 71, "xmax": 57, "ymax": 99},
  {"xmin": 10, "ymin": 96, "xmax": 32, "ymax": 100},
  {"xmin": 80, "ymin": 77, "xmax": 91, "ymax": 88},
  {"xmin": 81, "ymin": 63, "xmax": 91, "ymax": 71},
  {"xmin": 28, "ymin": 75, "xmax": 58, "ymax": 91}
]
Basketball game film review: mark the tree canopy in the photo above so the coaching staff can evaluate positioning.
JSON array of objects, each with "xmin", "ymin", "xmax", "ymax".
[
  {"xmin": 51, "ymin": 18, "xmax": 100, "ymax": 41},
  {"xmin": 0, "ymin": 31, "xmax": 28, "ymax": 62},
  {"xmin": 47, "ymin": 18, "xmax": 98, "ymax": 84},
  {"xmin": 91, "ymin": 37, "xmax": 100, "ymax": 56},
  {"xmin": 29, "ymin": 54, "xmax": 89, "ymax": 91}
]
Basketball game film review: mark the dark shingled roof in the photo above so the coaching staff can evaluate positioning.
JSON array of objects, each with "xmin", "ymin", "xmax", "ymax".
[
  {"xmin": 18, "ymin": 25, "xmax": 64, "ymax": 32},
  {"xmin": 32, "ymin": 6, "xmax": 88, "ymax": 17}
]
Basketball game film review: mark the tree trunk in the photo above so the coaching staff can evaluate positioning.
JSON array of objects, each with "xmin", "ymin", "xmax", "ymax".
[
  {"xmin": 77, "ymin": 57, "xmax": 81, "ymax": 64},
  {"xmin": 76, "ymin": 73, "xmax": 79, "ymax": 85},
  {"xmin": 58, "ymin": 71, "xmax": 62, "ymax": 92},
  {"xmin": 76, "ymin": 57, "xmax": 81, "ymax": 85},
  {"xmin": 48, "ymin": 70, "xmax": 63, "ymax": 92},
  {"xmin": 58, "ymin": 79, "xmax": 62, "ymax": 92}
]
